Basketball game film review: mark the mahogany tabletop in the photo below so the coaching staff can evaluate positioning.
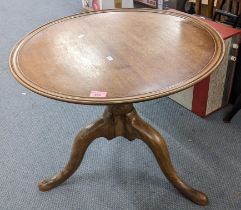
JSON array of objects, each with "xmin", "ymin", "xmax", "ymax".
[{"xmin": 9, "ymin": 9, "xmax": 225, "ymax": 105}]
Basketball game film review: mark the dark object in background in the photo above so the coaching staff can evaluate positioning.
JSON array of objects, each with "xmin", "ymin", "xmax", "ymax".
[
  {"xmin": 225, "ymin": 44, "xmax": 241, "ymax": 122},
  {"xmin": 168, "ymin": 0, "xmax": 188, "ymax": 11},
  {"xmin": 133, "ymin": 2, "xmax": 147, "ymax": 8},
  {"xmin": 223, "ymin": 94, "xmax": 241, "ymax": 122},
  {"xmin": 184, "ymin": 1, "xmax": 195, "ymax": 14},
  {"xmin": 230, "ymin": 44, "xmax": 241, "ymax": 104}
]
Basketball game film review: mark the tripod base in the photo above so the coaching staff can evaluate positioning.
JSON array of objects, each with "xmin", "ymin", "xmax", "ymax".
[{"xmin": 38, "ymin": 104, "xmax": 208, "ymax": 206}]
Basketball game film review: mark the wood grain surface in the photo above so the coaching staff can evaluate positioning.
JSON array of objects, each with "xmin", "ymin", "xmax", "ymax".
[{"xmin": 9, "ymin": 9, "xmax": 225, "ymax": 104}]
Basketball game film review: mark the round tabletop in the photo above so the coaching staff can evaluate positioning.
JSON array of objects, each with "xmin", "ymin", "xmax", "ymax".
[{"xmin": 9, "ymin": 9, "xmax": 225, "ymax": 105}]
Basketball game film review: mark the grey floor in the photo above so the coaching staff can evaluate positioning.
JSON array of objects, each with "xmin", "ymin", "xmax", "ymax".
[{"xmin": 1, "ymin": 1, "xmax": 241, "ymax": 209}]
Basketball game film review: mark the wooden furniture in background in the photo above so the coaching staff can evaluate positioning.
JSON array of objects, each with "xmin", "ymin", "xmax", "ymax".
[
  {"xmin": 192, "ymin": 0, "xmax": 217, "ymax": 17},
  {"xmin": 9, "ymin": 9, "xmax": 225, "ymax": 205},
  {"xmin": 207, "ymin": 0, "xmax": 216, "ymax": 17},
  {"xmin": 114, "ymin": 0, "xmax": 122, "ymax": 8},
  {"xmin": 213, "ymin": 0, "xmax": 241, "ymax": 28},
  {"xmin": 133, "ymin": 0, "xmax": 158, "ymax": 8},
  {"xmin": 195, "ymin": 0, "xmax": 202, "ymax": 14}
]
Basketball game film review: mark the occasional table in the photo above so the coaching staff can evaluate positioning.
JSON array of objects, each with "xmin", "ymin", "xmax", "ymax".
[{"xmin": 9, "ymin": 9, "xmax": 224, "ymax": 206}]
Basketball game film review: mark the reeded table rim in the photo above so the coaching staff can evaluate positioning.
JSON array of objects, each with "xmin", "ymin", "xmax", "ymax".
[{"xmin": 9, "ymin": 9, "xmax": 225, "ymax": 105}]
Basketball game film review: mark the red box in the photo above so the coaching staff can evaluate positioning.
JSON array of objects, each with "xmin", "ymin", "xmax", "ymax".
[{"xmin": 169, "ymin": 18, "xmax": 241, "ymax": 117}]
